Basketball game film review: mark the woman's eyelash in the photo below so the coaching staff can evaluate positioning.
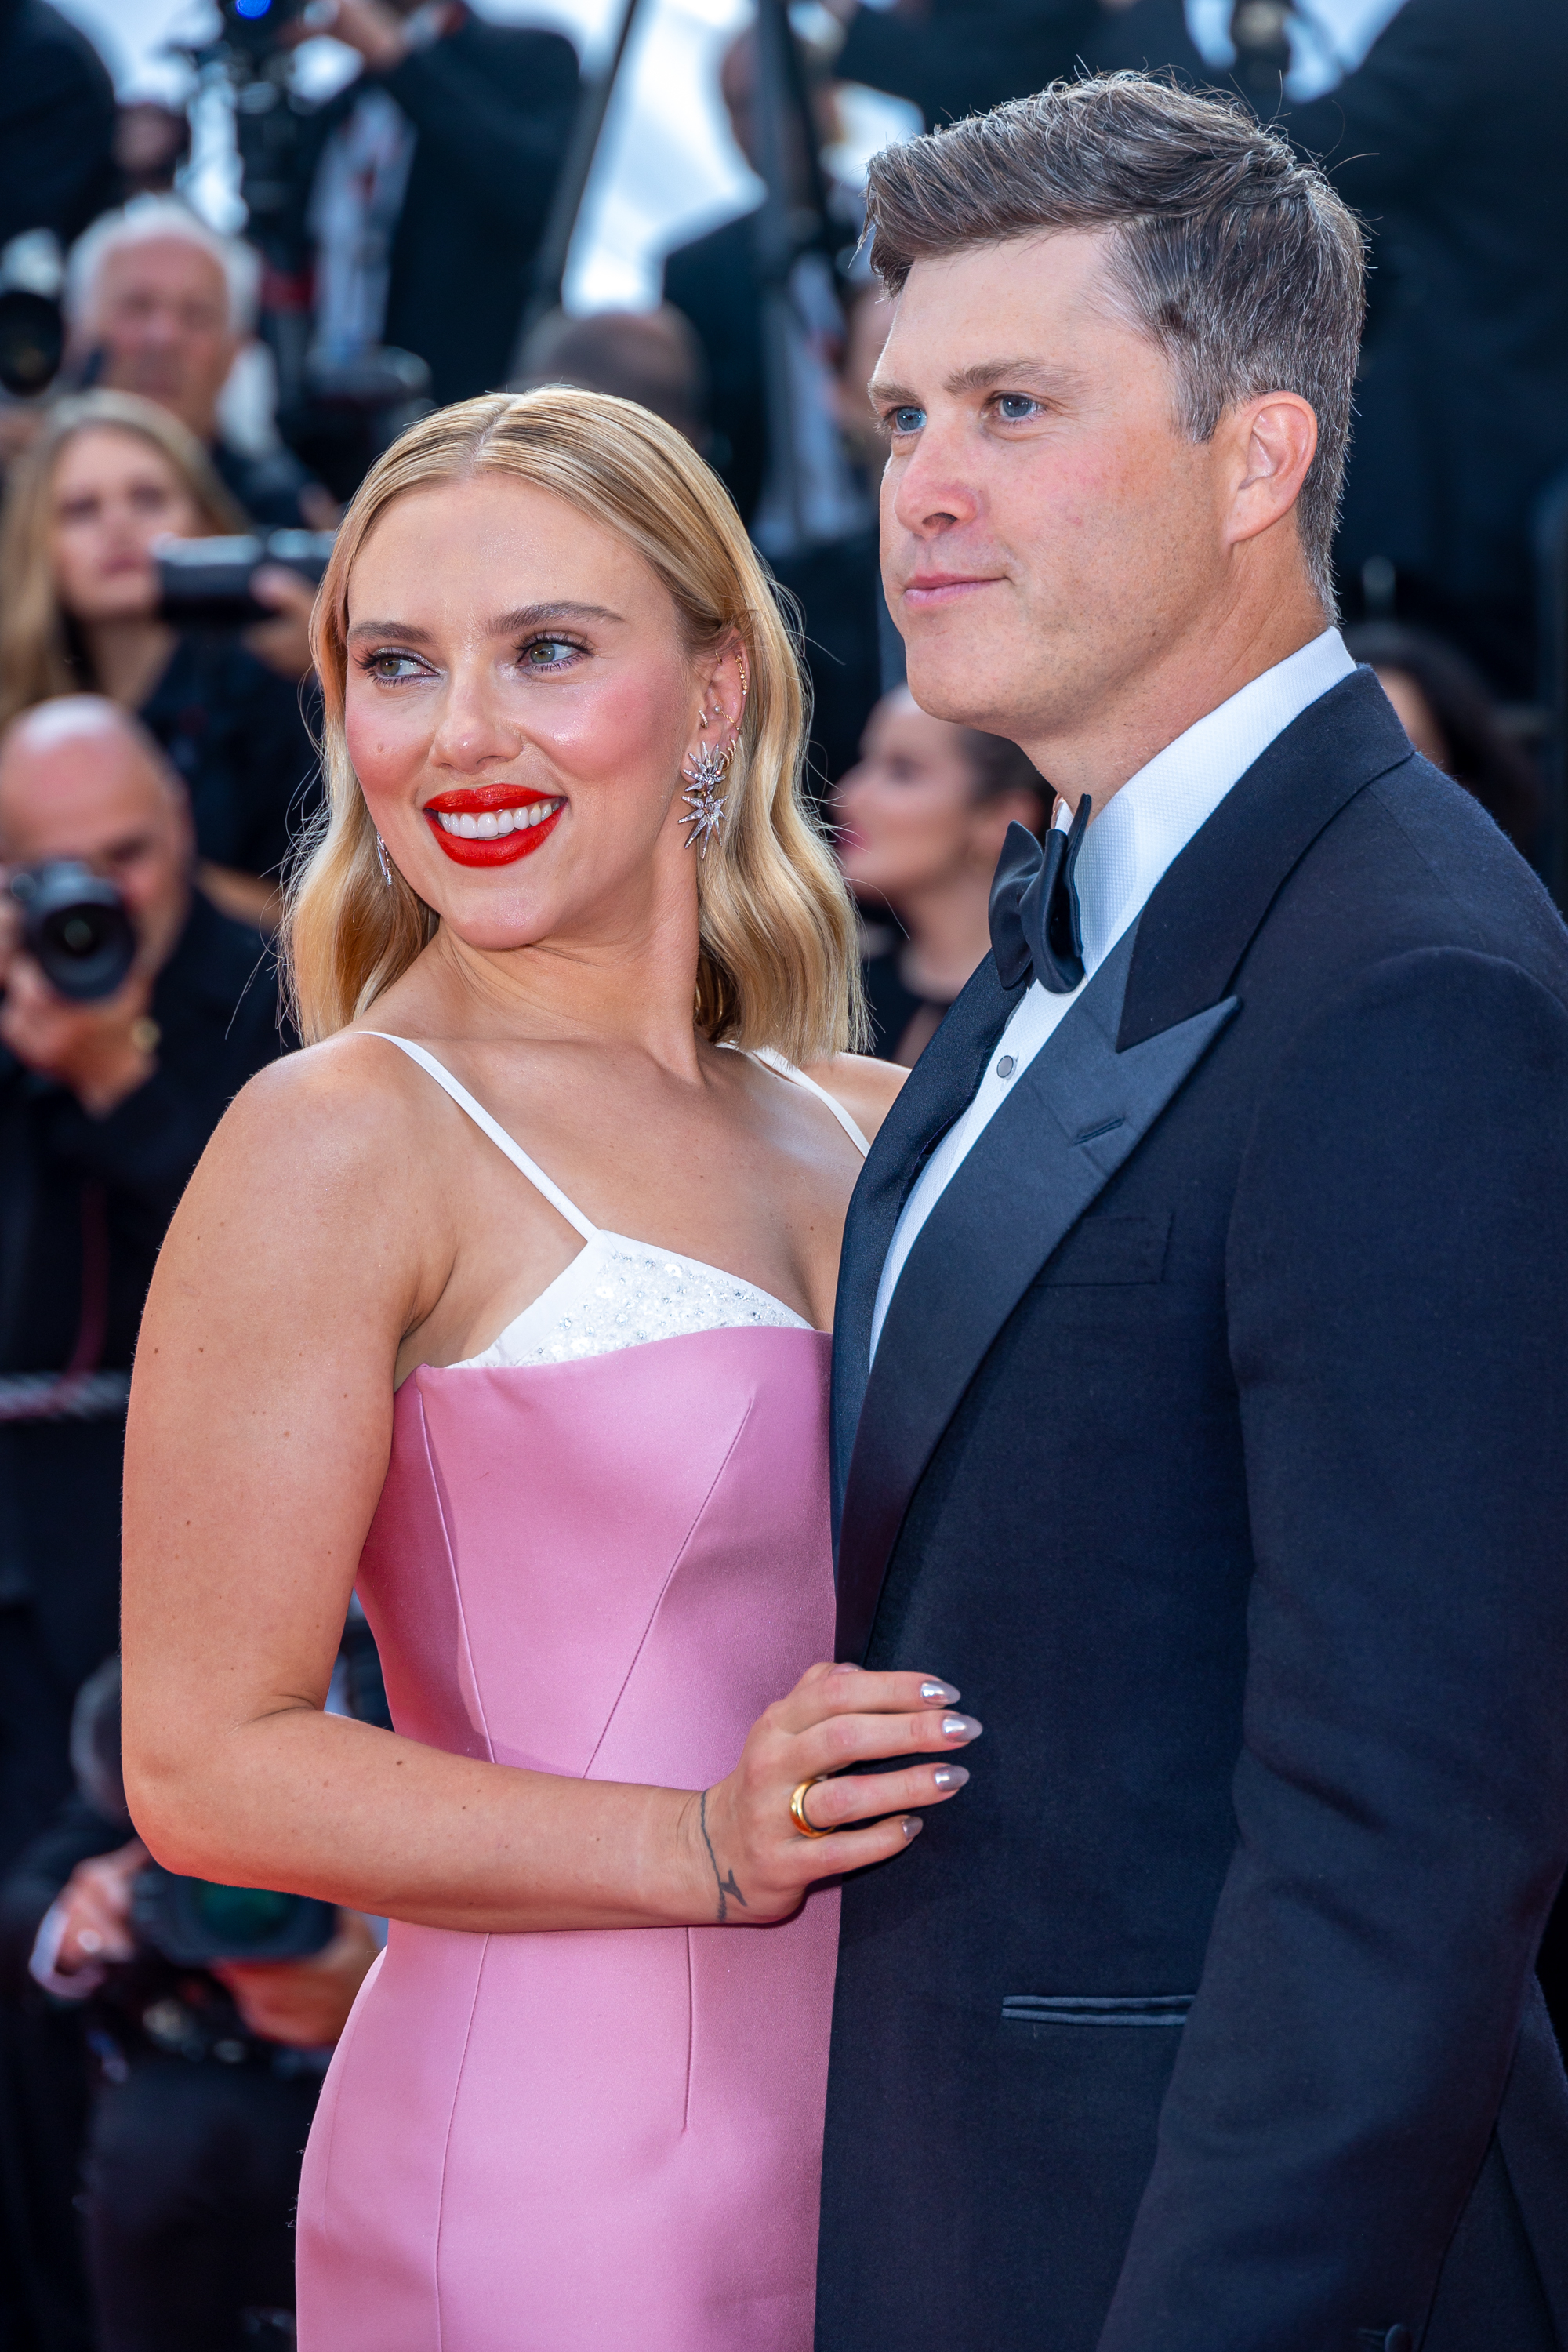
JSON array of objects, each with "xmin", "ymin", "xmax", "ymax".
[
  {"xmin": 358, "ymin": 648, "xmax": 426, "ymax": 681},
  {"xmin": 518, "ymin": 636, "xmax": 586, "ymax": 670}
]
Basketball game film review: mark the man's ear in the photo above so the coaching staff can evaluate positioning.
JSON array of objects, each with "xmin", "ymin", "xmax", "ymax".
[{"xmin": 1226, "ymin": 392, "xmax": 1318, "ymax": 549}]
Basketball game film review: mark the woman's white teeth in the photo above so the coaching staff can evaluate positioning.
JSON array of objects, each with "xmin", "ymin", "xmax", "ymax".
[{"xmin": 435, "ymin": 800, "xmax": 561, "ymax": 839}]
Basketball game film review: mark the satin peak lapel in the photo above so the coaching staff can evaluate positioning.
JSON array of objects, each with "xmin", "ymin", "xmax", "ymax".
[
  {"xmin": 830, "ymin": 953, "xmax": 1022, "ymax": 1537},
  {"xmin": 834, "ymin": 921, "xmax": 1237, "ymax": 1663}
]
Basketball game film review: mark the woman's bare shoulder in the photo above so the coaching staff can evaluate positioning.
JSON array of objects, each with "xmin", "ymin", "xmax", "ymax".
[
  {"xmin": 803, "ymin": 1051, "xmax": 908, "ymax": 1145},
  {"xmin": 180, "ymin": 1028, "xmax": 451, "ymax": 1234}
]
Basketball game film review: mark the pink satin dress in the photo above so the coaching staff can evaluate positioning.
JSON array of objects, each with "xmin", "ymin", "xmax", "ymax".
[{"xmin": 295, "ymin": 1037, "xmax": 866, "ymax": 2352}]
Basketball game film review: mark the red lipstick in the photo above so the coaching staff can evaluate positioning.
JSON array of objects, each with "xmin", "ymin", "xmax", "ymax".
[{"xmin": 422, "ymin": 782, "xmax": 564, "ymax": 867}]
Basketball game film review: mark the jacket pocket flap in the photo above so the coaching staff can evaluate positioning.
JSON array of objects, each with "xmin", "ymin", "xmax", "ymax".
[{"xmin": 1002, "ymin": 1993, "xmax": 1193, "ymax": 2027}]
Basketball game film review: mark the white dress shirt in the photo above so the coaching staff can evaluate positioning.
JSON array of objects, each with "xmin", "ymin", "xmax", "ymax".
[{"xmin": 868, "ymin": 629, "xmax": 1357, "ymax": 1363}]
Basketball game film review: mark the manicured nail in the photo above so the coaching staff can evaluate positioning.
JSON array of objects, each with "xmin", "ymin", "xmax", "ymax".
[
  {"xmin": 932, "ymin": 1766, "xmax": 969, "ymax": 1791},
  {"xmin": 920, "ymin": 1679, "xmax": 958, "ymax": 1704},
  {"xmin": 941, "ymin": 1714, "xmax": 982, "ymax": 1741},
  {"xmin": 902, "ymin": 1816, "xmax": 924, "ymax": 1838}
]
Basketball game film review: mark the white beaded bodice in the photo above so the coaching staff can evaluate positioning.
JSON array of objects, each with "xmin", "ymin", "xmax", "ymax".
[
  {"xmin": 456, "ymin": 1232, "xmax": 811, "ymax": 1370},
  {"xmin": 365, "ymin": 1033, "xmax": 869, "ymax": 1372}
]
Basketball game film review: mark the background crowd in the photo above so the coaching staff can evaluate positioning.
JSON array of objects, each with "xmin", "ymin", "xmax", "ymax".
[{"xmin": 0, "ymin": 0, "xmax": 1565, "ymax": 2344}]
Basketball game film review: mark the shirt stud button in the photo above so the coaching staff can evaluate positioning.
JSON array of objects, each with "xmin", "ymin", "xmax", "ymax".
[{"xmin": 996, "ymin": 1054, "xmax": 1016, "ymax": 1079}]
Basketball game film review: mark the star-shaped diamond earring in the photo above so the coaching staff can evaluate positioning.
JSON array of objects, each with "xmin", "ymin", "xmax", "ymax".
[{"xmin": 681, "ymin": 740, "xmax": 731, "ymax": 856}]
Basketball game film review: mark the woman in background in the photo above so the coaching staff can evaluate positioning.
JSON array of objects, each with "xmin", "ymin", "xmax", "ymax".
[
  {"xmin": 1345, "ymin": 621, "xmax": 1545, "ymax": 862},
  {"xmin": 0, "ymin": 391, "xmax": 318, "ymax": 926},
  {"xmin": 836, "ymin": 685, "xmax": 1045, "ymax": 1065}
]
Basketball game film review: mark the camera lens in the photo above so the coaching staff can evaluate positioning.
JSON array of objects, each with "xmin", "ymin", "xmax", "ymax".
[{"xmin": 10, "ymin": 861, "xmax": 138, "ymax": 1001}]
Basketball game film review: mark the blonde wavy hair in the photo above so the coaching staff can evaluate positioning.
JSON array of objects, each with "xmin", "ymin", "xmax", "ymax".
[
  {"xmin": 283, "ymin": 390, "xmax": 865, "ymax": 1062},
  {"xmin": 0, "ymin": 391, "xmax": 246, "ymax": 727}
]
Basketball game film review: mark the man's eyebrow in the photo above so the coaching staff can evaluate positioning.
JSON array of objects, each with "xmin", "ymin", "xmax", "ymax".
[
  {"xmin": 943, "ymin": 358, "xmax": 1081, "ymax": 398},
  {"xmin": 867, "ymin": 374, "xmax": 919, "ymax": 410},
  {"xmin": 866, "ymin": 358, "xmax": 1083, "ymax": 411},
  {"xmin": 346, "ymin": 601, "xmax": 624, "ymax": 644}
]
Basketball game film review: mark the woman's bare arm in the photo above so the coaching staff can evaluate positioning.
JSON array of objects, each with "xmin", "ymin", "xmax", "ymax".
[{"xmin": 122, "ymin": 1044, "xmax": 971, "ymax": 1935}]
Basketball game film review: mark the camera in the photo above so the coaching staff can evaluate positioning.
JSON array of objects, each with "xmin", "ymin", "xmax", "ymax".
[
  {"xmin": 7, "ymin": 862, "xmax": 137, "ymax": 1002},
  {"xmin": 0, "ymin": 230, "xmax": 65, "ymax": 400},
  {"xmin": 131, "ymin": 1864, "xmax": 337, "ymax": 1967},
  {"xmin": 155, "ymin": 527, "xmax": 336, "ymax": 630},
  {"xmin": 220, "ymin": 0, "xmax": 310, "ymax": 60}
]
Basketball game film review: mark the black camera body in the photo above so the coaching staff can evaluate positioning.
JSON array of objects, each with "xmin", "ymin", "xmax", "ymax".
[
  {"xmin": 0, "ymin": 230, "xmax": 65, "ymax": 400},
  {"xmin": 131, "ymin": 1863, "xmax": 337, "ymax": 1968},
  {"xmin": 156, "ymin": 528, "xmax": 336, "ymax": 630},
  {"xmin": 7, "ymin": 861, "xmax": 137, "ymax": 1003}
]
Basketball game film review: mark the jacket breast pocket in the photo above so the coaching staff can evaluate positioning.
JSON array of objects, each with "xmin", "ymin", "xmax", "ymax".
[
  {"xmin": 1040, "ymin": 1212, "xmax": 1171, "ymax": 1287},
  {"xmin": 1001, "ymin": 1994, "xmax": 1193, "ymax": 2029}
]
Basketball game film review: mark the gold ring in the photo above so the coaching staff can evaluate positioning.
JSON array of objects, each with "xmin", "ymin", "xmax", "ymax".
[{"xmin": 789, "ymin": 1777, "xmax": 833, "ymax": 1838}]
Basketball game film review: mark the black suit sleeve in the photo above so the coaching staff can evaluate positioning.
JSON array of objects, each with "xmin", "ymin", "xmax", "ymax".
[
  {"xmin": 379, "ymin": 28, "xmax": 579, "ymax": 245},
  {"xmin": 1100, "ymin": 947, "xmax": 1568, "ymax": 2351},
  {"xmin": 838, "ymin": 0, "xmax": 1097, "ymax": 125},
  {"xmin": 1282, "ymin": 0, "xmax": 1468, "ymax": 207}
]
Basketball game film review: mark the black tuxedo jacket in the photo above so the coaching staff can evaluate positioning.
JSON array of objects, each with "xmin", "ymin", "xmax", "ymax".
[{"xmin": 816, "ymin": 672, "xmax": 1568, "ymax": 2352}]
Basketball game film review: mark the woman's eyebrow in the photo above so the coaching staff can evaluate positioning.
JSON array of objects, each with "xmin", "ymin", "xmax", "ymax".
[
  {"xmin": 345, "ymin": 602, "xmax": 626, "ymax": 645},
  {"xmin": 488, "ymin": 601, "xmax": 625, "ymax": 633},
  {"xmin": 345, "ymin": 619, "xmax": 435, "ymax": 644}
]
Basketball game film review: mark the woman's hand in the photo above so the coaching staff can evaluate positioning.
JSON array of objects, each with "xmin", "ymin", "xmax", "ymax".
[
  {"xmin": 683, "ymin": 1661, "xmax": 978, "ymax": 1923},
  {"xmin": 242, "ymin": 564, "xmax": 318, "ymax": 683}
]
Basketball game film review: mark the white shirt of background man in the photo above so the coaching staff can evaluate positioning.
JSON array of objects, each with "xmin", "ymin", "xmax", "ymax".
[{"xmin": 868, "ymin": 627, "xmax": 1358, "ymax": 1363}]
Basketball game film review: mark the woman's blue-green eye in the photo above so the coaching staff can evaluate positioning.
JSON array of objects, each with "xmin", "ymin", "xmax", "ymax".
[
  {"xmin": 523, "ymin": 639, "xmax": 576, "ymax": 668},
  {"xmin": 890, "ymin": 406, "xmax": 925, "ymax": 437},
  {"xmin": 368, "ymin": 652, "xmax": 423, "ymax": 681}
]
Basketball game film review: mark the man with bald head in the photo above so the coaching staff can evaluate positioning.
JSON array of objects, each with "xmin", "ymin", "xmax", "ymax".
[
  {"xmin": 0, "ymin": 699, "xmax": 288, "ymax": 2339},
  {"xmin": 0, "ymin": 699, "xmax": 286, "ymax": 1855}
]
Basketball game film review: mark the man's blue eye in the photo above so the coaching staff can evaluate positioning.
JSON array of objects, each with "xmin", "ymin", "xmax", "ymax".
[
  {"xmin": 891, "ymin": 407, "xmax": 925, "ymax": 436},
  {"xmin": 997, "ymin": 395, "xmax": 1039, "ymax": 422}
]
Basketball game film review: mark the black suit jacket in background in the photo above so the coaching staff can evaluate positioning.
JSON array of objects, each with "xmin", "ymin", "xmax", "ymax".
[
  {"xmin": 1283, "ymin": 0, "xmax": 1568, "ymax": 696},
  {"xmin": 377, "ymin": 16, "xmax": 579, "ymax": 406},
  {"xmin": 817, "ymin": 670, "xmax": 1568, "ymax": 2352}
]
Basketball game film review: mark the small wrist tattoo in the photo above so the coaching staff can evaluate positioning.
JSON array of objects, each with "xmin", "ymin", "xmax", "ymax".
[{"xmin": 698, "ymin": 1789, "xmax": 747, "ymax": 1923}]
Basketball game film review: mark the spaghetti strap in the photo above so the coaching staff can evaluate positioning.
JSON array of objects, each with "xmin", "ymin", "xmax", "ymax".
[
  {"xmin": 363, "ymin": 1033, "xmax": 599, "ymax": 1242},
  {"xmin": 742, "ymin": 1044, "xmax": 871, "ymax": 1157}
]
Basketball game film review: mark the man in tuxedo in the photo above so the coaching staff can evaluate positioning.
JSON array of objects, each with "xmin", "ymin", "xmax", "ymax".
[{"xmin": 814, "ymin": 73, "xmax": 1568, "ymax": 2352}]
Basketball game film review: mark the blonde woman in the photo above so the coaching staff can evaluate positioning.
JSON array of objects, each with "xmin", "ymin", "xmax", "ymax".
[
  {"xmin": 120, "ymin": 393, "xmax": 980, "ymax": 2349},
  {"xmin": 0, "ymin": 391, "xmax": 318, "ymax": 925}
]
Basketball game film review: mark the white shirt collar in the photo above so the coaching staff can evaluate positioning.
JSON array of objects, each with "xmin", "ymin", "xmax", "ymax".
[
  {"xmin": 866, "ymin": 628, "xmax": 1356, "ymax": 1366},
  {"xmin": 1065, "ymin": 626, "xmax": 1356, "ymax": 975}
]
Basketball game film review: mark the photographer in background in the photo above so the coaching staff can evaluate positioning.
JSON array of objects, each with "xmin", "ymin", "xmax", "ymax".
[
  {"xmin": 299, "ymin": 0, "xmax": 579, "ymax": 409},
  {"xmin": 0, "ymin": 392, "xmax": 320, "ymax": 928},
  {"xmin": 2, "ymin": 1661, "xmax": 377, "ymax": 2352},
  {"xmin": 64, "ymin": 198, "xmax": 334, "ymax": 536},
  {"xmin": 0, "ymin": 698, "xmax": 290, "ymax": 2350}
]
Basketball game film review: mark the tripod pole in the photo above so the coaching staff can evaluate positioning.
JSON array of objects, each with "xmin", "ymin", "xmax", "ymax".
[{"xmin": 518, "ymin": 0, "xmax": 648, "ymax": 348}]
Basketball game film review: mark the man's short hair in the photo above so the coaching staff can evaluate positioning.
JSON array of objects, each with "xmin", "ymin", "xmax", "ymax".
[
  {"xmin": 865, "ymin": 73, "xmax": 1366, "ymax": 615},
  {"xmin": 66, "ymin": 197, "xmax": 260, "ymax": 339}
]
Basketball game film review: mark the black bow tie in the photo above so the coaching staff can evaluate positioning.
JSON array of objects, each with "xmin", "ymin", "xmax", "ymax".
[{"xmin": 988, "ymin": 799, "xmax": 1093, "ymax": 994}]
